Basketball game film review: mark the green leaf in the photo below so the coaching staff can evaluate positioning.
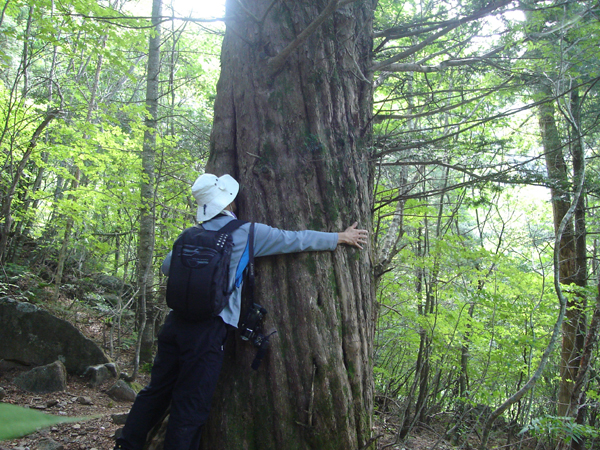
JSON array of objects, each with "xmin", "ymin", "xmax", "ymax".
[{"xmin": 0, "ymin": 403, "xmax": 94, "ymax": 441}]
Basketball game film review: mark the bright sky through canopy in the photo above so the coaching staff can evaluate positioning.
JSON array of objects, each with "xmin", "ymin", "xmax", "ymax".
[
  {"xmin": 167, "ymin": 0, "xmax": 225, "ymax": 19},
  {"xmin": 128, "ymin": 0, "xmax": 226, "ymax": 20}
]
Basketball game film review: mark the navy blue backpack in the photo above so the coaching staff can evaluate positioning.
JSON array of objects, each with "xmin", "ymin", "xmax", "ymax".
[{"xmin": 165, "ymin": 220, "xmax": 246, "ymax": 321}]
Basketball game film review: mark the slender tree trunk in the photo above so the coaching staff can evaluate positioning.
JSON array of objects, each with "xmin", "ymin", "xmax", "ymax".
[
  {"xmin": 0, "ymin": 5, "xmax": 40, "ymax": 262},
  {"xmin": 53, "ymin": 167, "xmax": 79, "ymax": 298},
  {"xmin": 21, "ymin": 6, "xmax": 33, "ymax": 95},
  {"xmin": 18, "ymin": 7, "xmax": 62, "ymax": 247},
  {"xmin": 571, "ymin": 88, "xmax": 587, "ymax": 296},
  {"xmin": 566, "ymin": 87, "xmax": 589, "ymax": 450},
  {"xmin": 135, "ymin": 0, "xmax": 162, "ymax": 369},
  {"xmin": 459, "ymin": 302, "xmax": 475, "ymax": 399},
  {"xmin": 374, "ymin": 171, "xmax": 407, "ymax": 284},
  {"xmin": 570, "ymin": 273, "xmax": 600, "ymax": 433},
  {"xmin": 398, "ymin": 230, "xmax": 424, "ymax": 440},
  {"xmin": 537, "ymin": 85, "xmax": 584, "ymax": 417},
  {"xmin": 416, "ymin": 168, "xmax": 452, "ymax": 427},
  {"xmin": 479, "ymin": 84, "xmax": 586, "ymax": 450}
]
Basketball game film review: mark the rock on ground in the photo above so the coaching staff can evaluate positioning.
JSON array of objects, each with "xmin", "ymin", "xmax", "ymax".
[
  {"xmin": 84, "ymin": 362, "xmax": 119, "ymax": 387},
  {"xmin": 0, "ymin": 298, "xmax": 110, "ymax": 374},
  {"xmin": 107, "ymin": 380, "xmax": 137, "ymax": 402},
  {"xmin": 13, "ymin": 361, "xmax": 67, "ymax": 394}
]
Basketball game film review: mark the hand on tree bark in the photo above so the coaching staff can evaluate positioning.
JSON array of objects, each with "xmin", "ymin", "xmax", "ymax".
[{"xmin": 338, "ymin": 222, "xmax": 369, "ymax": 249}]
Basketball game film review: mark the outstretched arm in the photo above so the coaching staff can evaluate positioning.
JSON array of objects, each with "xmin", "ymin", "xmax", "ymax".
[{"xmin": 337, "ymin": 222, "xmax": 369, "ymax": 249}]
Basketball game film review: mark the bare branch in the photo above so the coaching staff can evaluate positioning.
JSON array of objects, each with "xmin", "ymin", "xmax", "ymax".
[
  {"xmin": 231, "ymin": 0, "xmax": 282, "ymax": 23},
  {"xmin": 372, "ymin": 158, "xmax": 547, "ymax": 212},
  {"xmin": 381, "ymin": 46, "xmax": 506, "ymax": 74},
  {"xmin": 65, "ymin": 12, "xmax": 227, "ymax": 26},
  {"xmin": 372, "ymin": 0, "xmax": 512, "ymax": 72},
  {"xmin": 374, "ymin": 77, "xmax": 514, "ymax": 123},
  {"xmin": 373, "ymin": 25, "xmax": 457, "ymax": 72}
]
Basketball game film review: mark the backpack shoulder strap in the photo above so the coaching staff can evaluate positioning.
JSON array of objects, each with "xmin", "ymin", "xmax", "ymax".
[{"xmin": 217, "ymin": 219, "xmax": 247, "ymax": 234}]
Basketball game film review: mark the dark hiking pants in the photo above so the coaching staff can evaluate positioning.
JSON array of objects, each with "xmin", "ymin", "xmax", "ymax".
[{"xmin": 115, "ymin": 312, "xmax": 227, "ymax": 450}]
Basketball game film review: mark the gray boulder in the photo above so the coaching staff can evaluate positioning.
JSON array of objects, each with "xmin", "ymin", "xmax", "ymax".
[
  {"xmin": 107, "ymin": 380, "xmax": 137, "ymax": 402},
  {"xmin": 13, "ymin": 360, "xmax": 67, "ymax": 393},
  {"xmin": 0, "ymin": 298, "xmax": 109, "ymax": 374},
  {"xmin": 102, "ymin": 293, "xmax": 121, "ymax": 306},
  {"xmin": 84, "ymin": 362, "xmax": 119, "ymax": 387},
  {"xmin": 94, "ymin": 274, "xmax": 125, "ymax": 292},
  {"xmin": 111, "ymin": 412, "xmax": 129, "ymax": 425}
]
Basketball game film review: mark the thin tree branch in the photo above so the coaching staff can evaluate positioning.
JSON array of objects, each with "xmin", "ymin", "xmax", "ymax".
[
  {"xmin": 372, "ymin": 77, "xmax": 600, "ymax": 159},
  {"xmin": 373, "ymin": 24, "xmax": 458, "ymax": 72},
  {"xmin": 381, "ymin": 46, "xmax": 506, "ymax": 74},
  {"xmin": 259, "ymin": 0, "xmax": 280, "ymax": 23},
  {"xmin": 372, "ymin": 0, "xmax": 512, "ymax": 72},
  {"xmin": 374, "ymin": 77, "xmax": 513, "ymax": 123},
  {"xmin": 64, "ymin": 12, "xmax": 229, "ymax": 30},
  {"xmin": 232, "ymin": 0, "xmax": 260, "ymax": 22}
]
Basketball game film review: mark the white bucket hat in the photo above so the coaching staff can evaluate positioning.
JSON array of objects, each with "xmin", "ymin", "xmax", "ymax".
[{"xmin": 192, "ymin": 173, "xmax": 239, "ymax": 222}]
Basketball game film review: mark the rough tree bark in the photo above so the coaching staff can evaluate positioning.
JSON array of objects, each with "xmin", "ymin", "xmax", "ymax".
[
  {"xmin": 147, "ymin": 0, "xmax": 376, "ymax": 449},
  {"xmin": 565, "ymin": 86, "xmax": 589, "ymax": 450}
]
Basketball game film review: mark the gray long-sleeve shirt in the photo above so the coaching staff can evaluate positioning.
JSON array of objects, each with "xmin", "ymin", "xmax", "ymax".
[{"xmin": 162, "ymin": 215, "xmax": 338, "ymax": 327}]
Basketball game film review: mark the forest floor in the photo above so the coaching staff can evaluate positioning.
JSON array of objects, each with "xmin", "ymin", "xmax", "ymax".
[
  {"xmin": 0, "ymin": 367, "xmax": 145, "ymax": 450},
  {"xmin": 0, "ymin": 296, "xmax": 151, "ymax": 450},
  {"xmin": 1, "ymin": 362, "xmax": 514, "ymax": 450},
  {"xmin": 1, "ymin": 361, "xmax": 462, "ymax": 450}
]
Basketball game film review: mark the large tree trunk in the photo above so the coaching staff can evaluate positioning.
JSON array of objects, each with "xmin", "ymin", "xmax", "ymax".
[{"xmin": 202, "ymin": 2, "xmax": 375, "ymax": 448}]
